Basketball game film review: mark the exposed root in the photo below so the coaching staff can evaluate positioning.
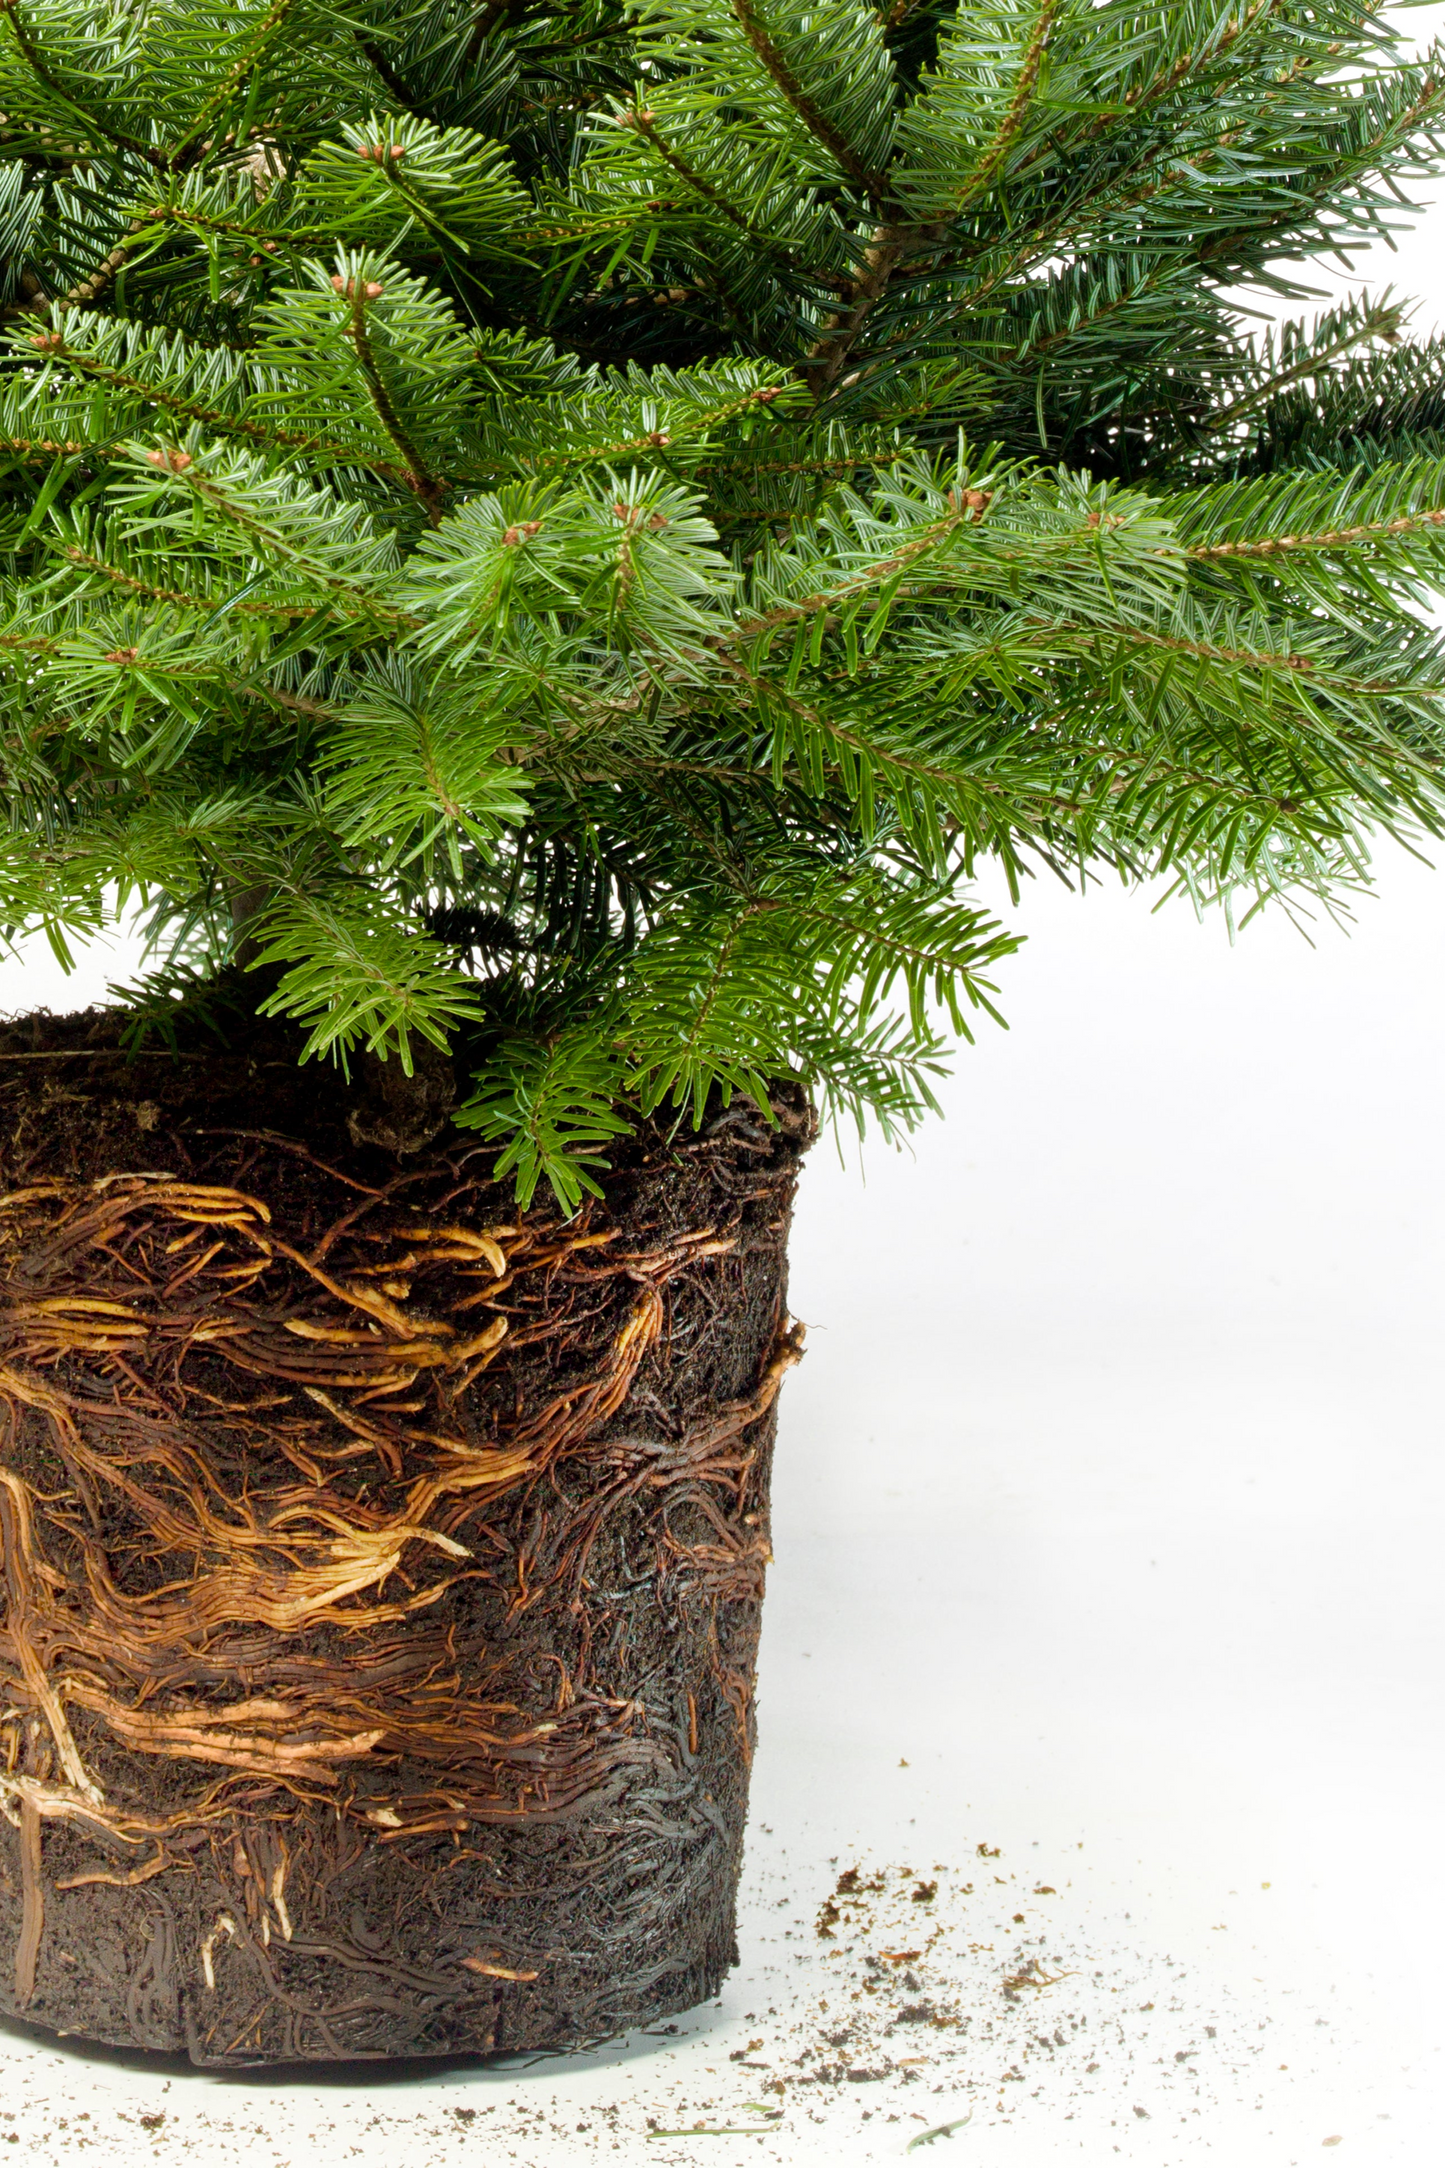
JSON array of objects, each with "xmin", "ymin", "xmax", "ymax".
[
  {"xmin": 460, "ymin": 1954, "xmax": 538, "ymax": 1981},
  {"xmin": 54, "ymin": 1851, "xmax": 175, "ymax": 1892},
  {"xmin": 0, "ymin": 1467, "xmax": 101, "ymax": 1801},
  {"xmin": 199, "ymin": 1911, "xmax": 235, "ymax": 1992},
  {"xmin": 14, "ymin": 1792, "xmax": 41, "ymax": 2005}
]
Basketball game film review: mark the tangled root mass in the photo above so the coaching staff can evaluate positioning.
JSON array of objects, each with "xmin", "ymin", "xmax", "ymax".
[{"xmin": 0, "ymin": 1014, "xmax": 809, "ymax": 2064}]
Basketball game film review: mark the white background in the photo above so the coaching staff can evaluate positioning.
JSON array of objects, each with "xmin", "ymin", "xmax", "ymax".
[{"xmin": 3, "ymin": 17, "xmax": 1445, "ymax": 2162}]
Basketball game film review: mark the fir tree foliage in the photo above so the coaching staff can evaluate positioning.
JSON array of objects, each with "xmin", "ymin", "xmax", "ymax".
[{"xmin": 1, "ymin": 0, "xmax": 1444, "ymax": 1204}]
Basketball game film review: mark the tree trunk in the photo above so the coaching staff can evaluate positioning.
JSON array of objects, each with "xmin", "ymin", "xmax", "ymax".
[{"xmin": 0, "ymin": 1007, "xmax": 810, "ymax": 2065}]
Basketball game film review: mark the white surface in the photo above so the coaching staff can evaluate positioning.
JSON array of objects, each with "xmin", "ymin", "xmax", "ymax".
[{"xmin": 5, "ymin": 18, "xmax": 1445, "ymax": 2158}]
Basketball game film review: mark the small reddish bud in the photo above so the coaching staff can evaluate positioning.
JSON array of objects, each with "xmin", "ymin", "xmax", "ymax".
[
  {"xmin": 146, "ymin": 448, "xmax": 193, "ymax": 472},
  {"xmin": 103, "ymin": 647, "xmax": 139, "ymax": 665},
  {"xmin": 331, "ymin": 274, "xmax": 384, "ymax": 302},
  {"xmin": 646, "ymin": 430, "xmax": 671, "ymax": 448},
  {"xmin": 30, "ymin": 332, "xmax": 63, "ymax": 355},
  {"xmin": 647, "ymin": 513, "xmax": 669, "ymax": 532},
  {"xmin": 501, "ymin": 519, "xmax": 543, "ymax": 546}
]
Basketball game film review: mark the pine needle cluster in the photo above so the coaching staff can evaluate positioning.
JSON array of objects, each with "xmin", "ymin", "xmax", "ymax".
[{"xmin": 2, "ymin": 0, "xmax": 1444, "ymax": 1203}]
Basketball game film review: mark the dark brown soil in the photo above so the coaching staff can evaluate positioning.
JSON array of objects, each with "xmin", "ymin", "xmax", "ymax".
[{"xmin": 0, "ymin": 1001, "xmax": 811, "ymax": 2065}]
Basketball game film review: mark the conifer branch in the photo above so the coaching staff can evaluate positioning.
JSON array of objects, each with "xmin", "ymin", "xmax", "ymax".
[
  {"xmin": 948, "ymin": 0, "xmax": 1058, "ymax": 210},
  {"xmin": 513, "ymin": 383, "xmax": 792, "ymax": 478},
  {"xmin": 24, "ymin": 333, "xmax": 407, "ymax": 479},
  {"xmin": 50, "ymin": 233, "xmax": 147, "ymax": 312},
  {"xmin": 729, "ymin": 0, "xmax": 889, "ymax": 200},
  {"xmin": 465, "ymin": 0, "xmax": 530, "ymax": 69},
  {"xmin": 356, "ymin": 37, "xmax": 424, "ymax": 118},
  {"xmin": 338, "ymin": 280, "xmax": 445, "ymax": 513},
  {"xmin": 623, "ymin": 108, "xmax": 847, "ymax": 290},
  {"xmin": 165, "ymin": 0, "xmax": 297, "ymax": 170},
  {"xmin": 921, "ymin": 60, "xmax": 1445, "ymax": 345},
  {"xmin": 624, "ymin": 111, "xmax": 763, "ymax": 242},
  {"xmin": 0, "ymin": 434, "xmax": 98, "ymax": 459},
  {"xmin": 166, "ymin": 465, "xmax": 414, "ymax": 630},
  {"xmin": 1195, "ymin": 300, "xmax": 1408, "ymax": 443},
  {"xmin": 0, "ymin": 1, "xmax": 170, "ymax": 171},
  {"xmin": 697, "ymin": 444, "xmax": 910, "ymax": 481},
  {"xmin": 1, "ymin": 0, "xmax": 1443, "ymax": 1194},
  {"xmin": 56, "ymin": 541, "xmax": 303, "ymax": 619},
  {"xmin": 1058, "ymin": 0, "xmax": 1279, "ymax": 160},
  {"xmin": 134, "ymin": 201, "xmax": 327, "ymax": 248},
  {"xmin": 804, "ymin": 224, "xmax": 916, "ymax": 398},
  {"xmin": 1187, "ymin": 506, "xmax": 1445, "ymax": 560}
]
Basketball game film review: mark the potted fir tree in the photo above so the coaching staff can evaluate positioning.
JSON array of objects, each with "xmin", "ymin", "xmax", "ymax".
[{"xmin": 0, "ymin": 0, "xmax": 1442, "ymax": 2068}]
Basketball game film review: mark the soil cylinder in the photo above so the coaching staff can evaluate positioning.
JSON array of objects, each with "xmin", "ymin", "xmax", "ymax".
[{"xmin": 0, "ymin": 1009, "xmax": 811, "ymax": 2064}]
